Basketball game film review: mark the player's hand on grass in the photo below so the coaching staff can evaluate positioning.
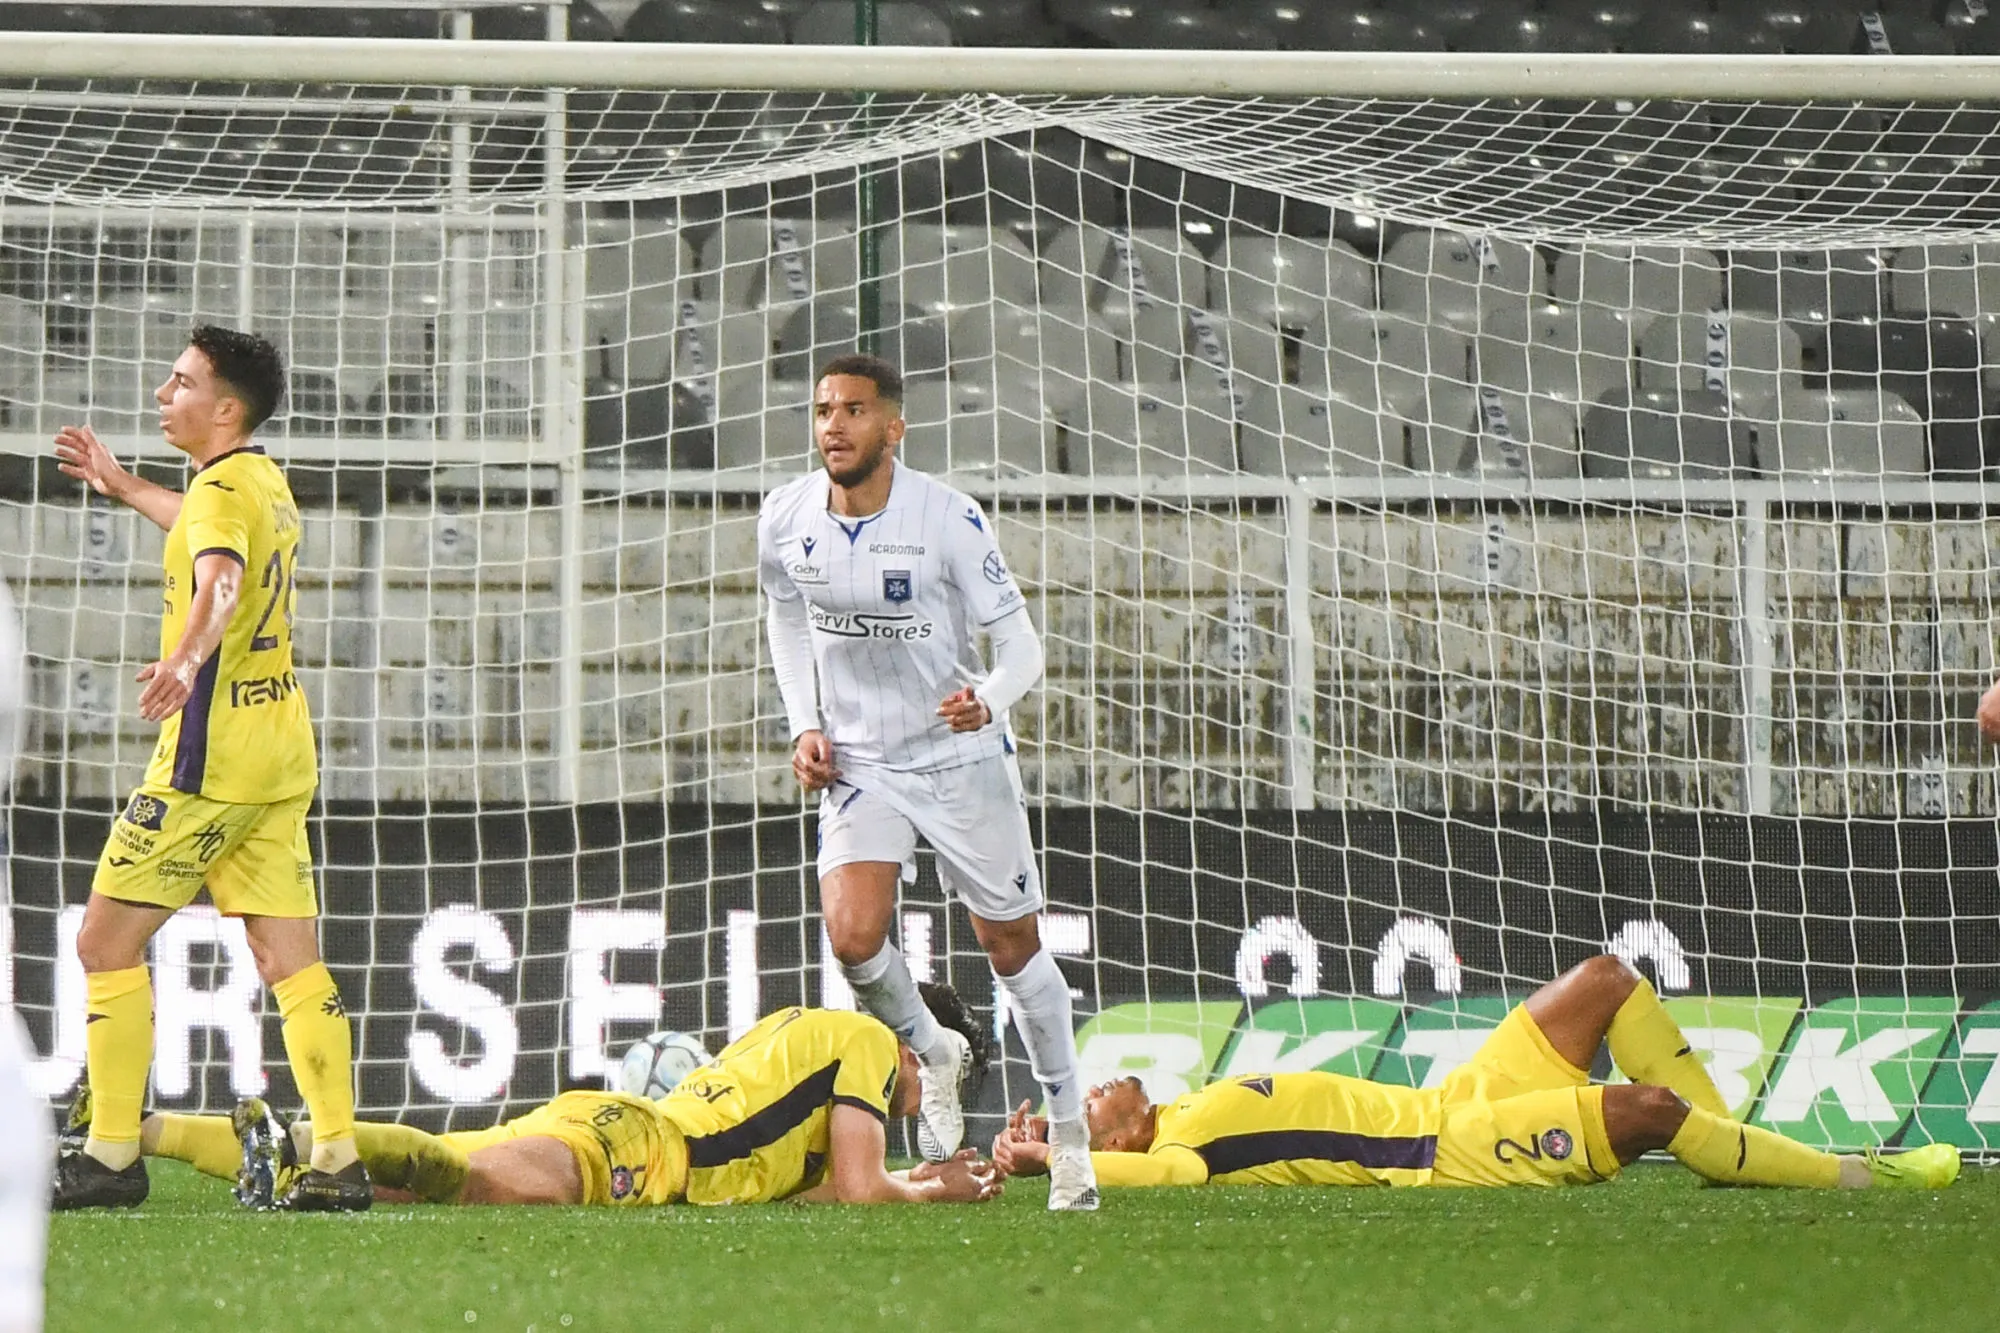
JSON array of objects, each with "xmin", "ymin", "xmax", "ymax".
[
  {"xmin": 792, "ymin": 729, "xmax": 839, "ymax": 790},
  {"xmin": 53, "ymin": 425, "xmax": 133, "ymax": 501},
  {"xmin": 915, "ymin": 1151, "xmax": 1002, "ymax": 1203},
  {"xmin": 1979, "ymin": 677, "xmax": 2000, "ymax": 744},
  {"xmin": 937, "ymin": 687, "xmax": 991, "ymax": 733},
  {"xmin": 990, "ymin": 1100, "xmax": 1052, "ymax": 1177},
  {"xmin": 136, "ymin": 655, "xmax": 199, "ymax": 722}
]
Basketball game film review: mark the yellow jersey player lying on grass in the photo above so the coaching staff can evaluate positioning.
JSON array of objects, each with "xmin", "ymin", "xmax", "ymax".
[
  {"xmin": 127, "ymin": 986, "xmax": 1002, "ymax": 1207},
  {"xmin": 991, "ymin": 955, "xmax": 1960, "ymax": 1193}
]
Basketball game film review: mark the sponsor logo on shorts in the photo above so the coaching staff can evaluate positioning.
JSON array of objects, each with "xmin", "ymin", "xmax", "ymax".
[
  {"xmin": 230, "ymin": 672, "xmax": 299, "ymax": 708},
  {"xmin": 609, "ymin": 1165, "xmax": 635, "ymax": 1200},
  {"xmin": 192, "ymin": 822, "xmax": 228, "ymax": 865},
  {"xmin": 883, "ymin": 570, "xmax": 913, "ymax": 604},
  {"xmin": 808, "ymin": 606, "xmax": 935, "ymax": 642},
  {"xmin": 124, "ymin": 792, "xmax": 168, "ymax": 831},
  {"xmin": 157, "ymin": 859, "xmax": 207, "ymax": 882},
  {"xmin": 982, "ymin": 552, "xmax": 1010, "ymax": 586},
  {"xmin": 106, "ymin": 856, "xmax": 137, "ymax": 868},
  {"xmin": 1540, "ymin": 1128, "xmax": 1574, "ymax": 1161}
]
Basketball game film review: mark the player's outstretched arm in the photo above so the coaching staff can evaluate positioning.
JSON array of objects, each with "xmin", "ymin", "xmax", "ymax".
[
  {"xmin": 53, "ymin": 425, "xmax": 182, "ymax": 532},
  {"xmin": 138, "ymin": 550, "xmax": 241, "ymax": 722},
  {"xmin": 1979, "ymin": 676, "xmax": 2000, "ymax": 743},
  {"xmin": 808, "ymin": 1104, "xmax": 1000, "ymax": 1204}
]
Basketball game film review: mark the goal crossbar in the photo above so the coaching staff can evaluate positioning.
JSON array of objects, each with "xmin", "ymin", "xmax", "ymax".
[{"xmin": 3, "ymin": 34, "xmax": 2000, "ymax": 101}]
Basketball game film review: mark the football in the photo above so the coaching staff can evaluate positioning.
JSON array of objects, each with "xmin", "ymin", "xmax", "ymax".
[{"xmin": 618, "ymin": 1030, "xmax": 711, "ymax": 1099}]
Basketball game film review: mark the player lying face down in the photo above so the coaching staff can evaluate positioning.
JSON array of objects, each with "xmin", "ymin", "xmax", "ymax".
[
  {"xmin": 134, "ymin": 990, "xmax": 1005, "ymax": 1208},
  {"xmin": 991, "ymin": 954, "xmax": 1958, "ymax": 1194}
]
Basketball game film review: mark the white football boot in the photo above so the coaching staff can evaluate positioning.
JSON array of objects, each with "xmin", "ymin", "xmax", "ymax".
[
  {"xmin": 1046, "ymin": 1118, "xmax": 1101, "ymax": 1212},
  {"xmin": 914, "ymin": 1026, "xmax": 973, "ymax": 1163}
]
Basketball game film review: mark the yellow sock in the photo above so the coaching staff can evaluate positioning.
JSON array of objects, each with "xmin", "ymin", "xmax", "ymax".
[
  {"xmin": 352, "ymin": 1123, "xmax": 470, "ymax": 1204},
  {"xmin": 83, "ymin": 965, "xmax": 153, "ymax": 1170},
  {"xmin": 1607, "ymin": 977, "xmax": 1730, "ymax": 1118},
  {"xmin": 1667, "ymin": 1105, "xmax": 1841, "ymax": 1188},
  {"xmin": 272, "ymin": 962, "xmax": 359, "ymax": 1173},
  {"xmin": 150, "ymin": 1114, "xmax": 244, "ymax": 1181}
]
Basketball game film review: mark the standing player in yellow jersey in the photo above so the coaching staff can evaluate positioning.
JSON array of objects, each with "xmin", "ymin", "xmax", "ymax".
[
  {"xmin": 48, "ymin": 326, "xmax": 365, "ymax": 1213},
  {"xmin": 991, "ymin": 954, "xmax": 1960, "ymax": 1193},
  {"xmin": 135, "ymin": 987, "xmax": 1002, "ymax": 1208}
]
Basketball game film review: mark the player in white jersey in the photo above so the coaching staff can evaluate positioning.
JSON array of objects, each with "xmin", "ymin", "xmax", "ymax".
[
  {"xmin": 0, "ymin": 580, "xmax": 49, "ymax": 1333},
  {"xmin": 758, "ymin": 354, "xmax": 1098, "ymax": 1211}
]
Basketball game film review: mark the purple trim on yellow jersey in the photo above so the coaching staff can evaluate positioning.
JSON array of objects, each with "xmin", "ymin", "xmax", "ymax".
[
  {"xmin": 1193, "ymin": 1129, "xmax": 1438, "ymax": 1178},
  {"xmin": 170, "ymin": 652, "xmax": 223, "ymax": 793},
  {"xmin": 192, "ymin": 545, "xmax": 246, "ymax": 567}
]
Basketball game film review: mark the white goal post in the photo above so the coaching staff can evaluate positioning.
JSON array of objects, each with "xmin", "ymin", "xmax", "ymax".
[{"xmin": 0, "ymin": 31, "xmax": 1997, "ymax": 1153}]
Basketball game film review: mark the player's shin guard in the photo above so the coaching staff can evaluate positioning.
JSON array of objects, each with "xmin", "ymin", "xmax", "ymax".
[
  {"xmin": 352, "ymin": 1125, "xmax": 470, "ymax": 1204},
  {"xmin": 841, "ymin": 942, "xmax": 949, "ymax": 1065},
  {"xmin": 995, "ymin": 948, "xmax": 1083, "ymax": 1124},
  {"xmin": 83, "ymin": 965, "xmax": 153, "ymax": 1170},
  {"xmin": 272, "ymin": 962, "xmax": 359, "ymax": 1174},
  {"xmin": 1667, "ymin": 1106, "xmax": 1841, "ymax": 1189},
  {"xmin": 1607, "ymin": 978, "xmax": 1730, "ymax": 1118},
  {"xmin": 151, "ymin": 1114, "xmax": 246, "ymax": 1180}
]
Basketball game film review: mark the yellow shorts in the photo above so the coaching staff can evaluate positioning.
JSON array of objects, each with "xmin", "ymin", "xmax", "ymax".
[
  {"xmin": 444, "ymin": 1092, "xmax": 690, "ymax": 1207},
  {"xmin": 93, "ymin": 786, "xmax": 317, "ymax": 918},
  {"xmin": 1429, "ymin": 1005, "xmax": 1620, "ymax": 1188}
]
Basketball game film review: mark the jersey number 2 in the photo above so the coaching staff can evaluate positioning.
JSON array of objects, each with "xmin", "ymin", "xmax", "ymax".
[{"xmin": 249, "ymin": 549, "xmax": 297, "ymax": 652}]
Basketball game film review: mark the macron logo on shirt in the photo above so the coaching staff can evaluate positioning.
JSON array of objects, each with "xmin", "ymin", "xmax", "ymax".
[{"xmin": 964, "ymin": 507, "xmax": 983, "ymax": 532}]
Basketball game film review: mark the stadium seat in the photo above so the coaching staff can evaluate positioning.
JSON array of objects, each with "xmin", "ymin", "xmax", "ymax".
[
  {"xmin": 1216, "ymin": 233, "xmax": 1374, "ymax": 330},
  {"xmin": 1132, "ymin": 8, "xmax": 1277, "ymax": 49},
  {"xmin": 1379, "ymin": 229, "xmax": 1543, "ymax": 330},
  {"xmin": 771, "ymin": 301, "xmax": 949, "ymax": 383},
  {"xmin": 1628, "ymin": 11, "xmax": 1785, "ymax": 55},
  {"xmin": 1633, "ymin": 310, "xmax": 1805, "ymax": 406},
  {"xmin": 1889, "ymin": 242, "xmax": 2000, "ymax": 332},
  {"xmin": 1826, "ymin": 314, "xmax": 1989, "ymax": 477},
  {"xmin": 947, "ymin": 129, "xmax": 1121, "ymax": 233},
  {"xmin": 879, "ymin": 224, "xmax": 1040, "ymax": 316},
  {"xmin": 474, "ymin": 1, "xmax": 617, "ymax": 40},
  {"xmin": 622, "ymin": 0, "xmax": 788, "ymax": 42},
  {"xmin": 1860, "ymin": 9, "xmax": 1956, "ymax": 55},
  {"xmin": 1048, "ymin": 0, "xmax": 1198, "ymax": 45},
  {"xmin": 1729, "ymin": 249, "xmax": 1891, "ymax": 323},
  {"xmin": 1289, "ymin": 4, "xmax": 1448, "ymax": 52},
  {"xmin": 934, "ymin": 0, "xmax": 1069, "ymax": 46},
  {"xmin": 1182, "ymin": 310, "xmax": 1284, "ymax": 397},
  {"xmin": 1304, "ymin": 308, "xmax": 1475, "ymax": 420},
  {"xmin": 1065, "ymin": 380, "xmax": 1236, "ymax": 477},
  {"xmin": 1410, "ymin": 390, "xmax": 1581, "ymax": 481},
  {"xmin": 283, "ymin": 371, "xmax": 344, "ymax": 437},
  {"xmin": 1042, "ymin": 224, "xmax": 1212, "ymax": 346},
  {"xmin": 1551, "ymin": 244, "xmax": 1722, "ymax": 322},
  {"xmin": 715, "ymin": 380, "xmax": 812, "ymax": 471},
  {"xmin": 0, "ymin": 5, "xmax": 106, "ymax": 32},
  {"xmin": 1737, "ymin": 388, "xmax": 1929, "ymax": 479},
  {"xmin": 1580, "ymin": 388, "xmax": 1747, "ymax": 479},
  {"xmin": 948, "ymin": 305, "xmax": 1118, "ymax": 414},
  {"xmin": 1459, "ymin": 12, "xmax": 1612, "ymax": 53},
  {"xmin": 899, "ymin": 378, "xmax": 1056, "ymax": 474},
  {"xmin": 1750, "ymin": 2, "xmax": 1857, "ymax": 54},
  {"xmin": 1476, "ymin": 301, "xmax": 1636, "ymax": 407},
  {"xmin": 585, "ymin": 378, "xmax": 715, "ymax": 470},
  {"xmin": 1237, "ymin": 384, "xmax": 1408, "ymax": 478},
  {"xmin": 792, "ymin": 1, "xmax": 954, "ymax": 45}
]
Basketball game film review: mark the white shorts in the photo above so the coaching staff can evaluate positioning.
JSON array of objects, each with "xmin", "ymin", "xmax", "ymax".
[
  {"xmin": 816, "ymin": 755, "xmax": 1044, "ymax": 923},
  {"xmin": 0, "ymin": 1016, "xmax": 48, "ymax": 1333}
]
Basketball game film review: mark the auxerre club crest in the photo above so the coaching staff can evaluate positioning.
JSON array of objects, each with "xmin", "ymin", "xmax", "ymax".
[{"xmin": 883, "ymin": 569, "xmax": 913, "ymax": 604}]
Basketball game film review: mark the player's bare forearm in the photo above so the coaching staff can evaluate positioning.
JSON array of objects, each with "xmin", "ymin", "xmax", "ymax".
[
  {"xmin": 111, "ymin": 475, "xmax": 183, "ymax": 532},
  {"xmin": 139, "ymin": 555, "xmax": 240, "ymax": 721}
]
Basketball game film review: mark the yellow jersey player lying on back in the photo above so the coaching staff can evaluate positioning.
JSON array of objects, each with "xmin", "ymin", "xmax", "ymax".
[
  {"xmin": 129, "ymin": 985, "xmax": 1002, "ymax": 1207},
  {"xmin": 991, "ymin": 955, "xmax": 1960, "ymax": 1193}
]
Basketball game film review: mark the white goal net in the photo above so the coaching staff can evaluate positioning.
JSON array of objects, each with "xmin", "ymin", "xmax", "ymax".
[{"xmin": 2, "ymin": 41, "xmax": 1998, "ymax": 1152}]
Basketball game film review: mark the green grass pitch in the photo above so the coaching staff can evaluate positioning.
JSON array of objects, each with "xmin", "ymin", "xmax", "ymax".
[{"xmin": 46, "ymin": 1161, "xmax": 1997, "ymax": 1333}]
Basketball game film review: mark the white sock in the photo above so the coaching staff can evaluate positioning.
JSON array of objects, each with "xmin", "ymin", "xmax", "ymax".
[
  {"xmin": 996, "ymin": 948, "xmax": 1084, "ymax": 1123},
  {"xmin": 840, "ymin": 942, "xmax": 949, "ymax": 1064}
]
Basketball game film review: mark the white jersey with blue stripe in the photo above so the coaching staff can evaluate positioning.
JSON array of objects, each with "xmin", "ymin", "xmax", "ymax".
[{"xmin": 757, "ymin": 461, "xmax": 1028, "ymax": 774}]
